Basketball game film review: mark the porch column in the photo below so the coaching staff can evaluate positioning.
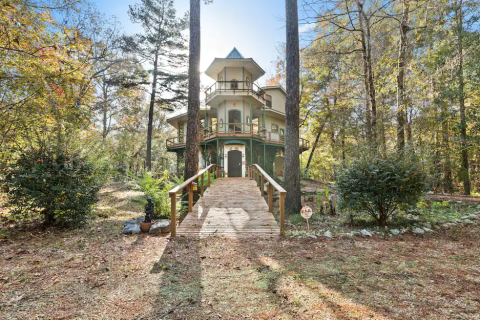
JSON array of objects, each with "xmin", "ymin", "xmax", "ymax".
[
  {"xmin": 250, "ymin": 139, "xmax": 252, "ymax": 166},
  {"xmin": 242, "ymin": 100, "xmax": 245, "ymax": 132}
]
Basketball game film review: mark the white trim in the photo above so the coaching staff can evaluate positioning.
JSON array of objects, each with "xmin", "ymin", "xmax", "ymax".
[{"xmin": 224, "ymin": 145, "xmax": 246, "ymax": 177}]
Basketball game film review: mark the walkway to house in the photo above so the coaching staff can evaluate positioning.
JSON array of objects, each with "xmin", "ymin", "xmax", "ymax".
[{"xmin": 176, "ymin": 178, "xmax": 280, "ymax": 237}]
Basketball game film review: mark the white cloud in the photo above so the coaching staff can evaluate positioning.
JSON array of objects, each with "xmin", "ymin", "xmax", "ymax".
[{"xmin": 298, "ymin": 22, "xmax": 316, "ymax": 34}]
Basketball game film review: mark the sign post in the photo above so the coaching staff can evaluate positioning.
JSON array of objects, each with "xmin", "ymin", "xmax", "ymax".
[{"xmin": 300, "ymin": 205, "xmax": 313, "ymax": 231}]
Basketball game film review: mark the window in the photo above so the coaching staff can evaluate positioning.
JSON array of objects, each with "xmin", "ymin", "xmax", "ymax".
[
  {"xmin": 229, "ymin": 110, "xmax": 241, "ymax": 132},
  {"xmin": 280, "ymin": 128, "xmax": 285, "ymax": 142},
  {"xmin": 178, "ymin": 123, "xmax": 185, "ymax": 143},
  {"xmin": 211, "ymin": 117, "xmax": 217, "ymax": 132},
  {"xmin": 230, "ymin": 79, "xmax": 238, "ymax": 89},
  {"xmin": 218, "ymin": 77, "xmax": 224, "ymax": 90},
  {"xmin": 252, "ymin": 118, "xmax": 259, "ymax": 134},
  {"xmin": 271, "ymin": 123, "xmax": 279, "ymax": 133},
  {"xmin": 245, "ymin": 77, "xmax": 251, "ymax": 88},
  {"xmin": 265, "ymin": 94, "xmax": 272, "ymax": 108}
]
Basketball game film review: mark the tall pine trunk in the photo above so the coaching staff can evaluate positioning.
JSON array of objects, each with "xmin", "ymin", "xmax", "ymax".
[
  {"xmin": 284, "ymin": 0, "xmax": 301, "ymax": 214},
  {"xmin": 146, "ymin": 52, "xmax": 159, "ymax": 171},
  {"xmin": 456, "ymin": 0, "xmax": 470, "ymax": 195},
  {"xmin": 184, "ymin": 0, "xmax": 201, "ymax": 180},
  {"xmin": 396, "ymin": 0, "xmax": 410, "ymax": 152}
]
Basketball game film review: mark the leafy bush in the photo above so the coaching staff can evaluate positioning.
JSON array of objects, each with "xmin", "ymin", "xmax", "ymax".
[
  {"xmin": 336, "ymin": 152, "xmax": 426, "ymax": 226},
  {"xmin": 3, "ymin": 148, "xmax": 101, "ymax": 227},
  {"xmin": 134, "ymin": 171, "xmax": 182, "ymax": 219}
]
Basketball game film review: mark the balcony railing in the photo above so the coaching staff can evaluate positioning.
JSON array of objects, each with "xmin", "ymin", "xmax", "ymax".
[
  {"xmin": 205, "ymin": 81, "xmax": 272, "ymax": 105},
  {"xmin": 204, "ymin": 122, "xmax": 260, "ymax": 139},
  {"xmin": 167, "ymin": 123, "xmax": 310, "ymax": 150},
  {"xmin": 166, "ymin": 131, "xmax": 204, "ymax": 147}
]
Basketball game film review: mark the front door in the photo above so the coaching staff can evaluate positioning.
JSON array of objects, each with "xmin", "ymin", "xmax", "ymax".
[{"xmin": 228, "ymin": 150, "xmax": 242, "ymax": 177}]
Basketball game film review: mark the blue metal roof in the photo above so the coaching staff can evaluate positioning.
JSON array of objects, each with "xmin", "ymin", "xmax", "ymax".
[{"xmin": 226, "ymin": 47, "xmax": 244, "ymax": 59}]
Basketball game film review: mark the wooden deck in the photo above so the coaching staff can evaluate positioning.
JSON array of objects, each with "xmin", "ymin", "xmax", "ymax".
[{"xmin": 176, "ymin": 178, "xmax": 280, "ymax": 238}]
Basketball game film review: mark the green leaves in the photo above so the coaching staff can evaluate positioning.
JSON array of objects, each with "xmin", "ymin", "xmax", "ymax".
[
  {"xmin": 336, "ymin": 151, "xmax": 426, "ymax": 226},
  {"xmin": 3, "ymin": 147, "xmax": 102, "ymax": 227}
]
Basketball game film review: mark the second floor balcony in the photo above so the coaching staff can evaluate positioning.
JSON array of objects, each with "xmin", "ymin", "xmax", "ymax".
[
  {"xmin": 205, "ymin": 81, "xmax": 272, "ymax": 107},
  {"xmin": 166, "ymin": 123, "xmax": 310, "ymax": 150}
]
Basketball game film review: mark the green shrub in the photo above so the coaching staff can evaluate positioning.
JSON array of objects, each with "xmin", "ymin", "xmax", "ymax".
[
  {"xmin": 134, "ymin": 171, "xmax": 182, "ymax": 219},
  {"xmin": 3, "ymin": 148, "xmax": 101, "ymax": 227},
  {"xmin": 335, "ymin": 151, "xmax": 426, "ymax": 226}
]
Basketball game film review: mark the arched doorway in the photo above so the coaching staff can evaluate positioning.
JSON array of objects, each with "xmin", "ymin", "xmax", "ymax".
[{"xmin": 228, "ymin": 150, "xmax": 242, "ymax": 177}]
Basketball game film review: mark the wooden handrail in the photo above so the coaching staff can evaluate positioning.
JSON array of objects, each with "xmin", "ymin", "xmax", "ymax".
[
  {"xmin": 247, "ymin": 164, "xmax": 286, "ymax": 235},
  {"xmin": 169, "ymin": 164, "xmax": 224, "ymax": 237}
]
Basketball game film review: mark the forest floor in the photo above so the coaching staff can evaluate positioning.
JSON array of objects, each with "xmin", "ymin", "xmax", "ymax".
[{"xmin": 1, "ymin": 182, "xmax": 480, "ymax": 320}]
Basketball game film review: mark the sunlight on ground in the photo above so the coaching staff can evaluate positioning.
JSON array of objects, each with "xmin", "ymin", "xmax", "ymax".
[{"xmin": 258, "ymin": 255, "xmax": 390, "ymax": 319}]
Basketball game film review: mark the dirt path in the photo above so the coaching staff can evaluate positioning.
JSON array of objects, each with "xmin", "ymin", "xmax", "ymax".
[{"xmin": 0, "ymin": 183, "xmax": 479, "ymax": 320}]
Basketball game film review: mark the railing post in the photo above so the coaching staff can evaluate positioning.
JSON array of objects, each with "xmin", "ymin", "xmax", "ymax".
[
  {"xmin": 201, "ymin": 173, "xmax": 204, "ymax": 197},
  {"xmin": 170, "ymin": 193, "xmax": 177, "ymax": 237},
  {"xmin": 207, "ymin": 168, "xmax": 211, "ymax": 186},
  {"xmin": 261, "ymin": 175, "xmax": 265, "ymax": 195},
  {"xmin": 188, "ymin": 183, "xmax": 193, "ymax": 213},
  {"xmin": 216, "ymin": 166, "xmax": 220, "ymax": 179},
  {"xmin": 268, "ymin": 183, "xmax": 273, "ymax": 212},
  {"xmin": 280, "ymin": 192, "xmax": 285, "ymax": 235}
]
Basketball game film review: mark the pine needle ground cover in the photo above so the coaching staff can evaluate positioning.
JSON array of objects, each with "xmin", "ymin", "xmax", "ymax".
[{"xmin": 0, "ymin": 183, "xmax": 479, "ymax": 320}]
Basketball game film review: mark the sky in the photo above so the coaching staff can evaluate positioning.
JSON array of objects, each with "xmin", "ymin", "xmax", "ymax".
[{"xmin": 94, "ymin": 0, "xmax": 295, "ymax": 88}]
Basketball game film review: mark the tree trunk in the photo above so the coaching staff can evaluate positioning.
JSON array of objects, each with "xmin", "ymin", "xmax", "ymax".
[
  {"xmin": 184, "ymin": 0, "xmax": 201, "ymax": 180},
  {"xmin": 102, "ymin": 82, "xmax": 108, "ymax": 141},
  {"xmin": 396, "ymin": 0, "xmax": 410, "ymax": 152},
  {"xmin": 146, "ymin": 52, "xmax": 159, "ymax": 171},
  {"xmin": 364, "ymin": 15, "xmax": 377, "ymax": 145},
  {"xmin": 284, "ymin": 0, "xmax": 301, "ymax": 214},
  {"xmin": 304, "ymin": 107, "xmax": 331, "ymax": 175},
  {"xmin": 441, "ymin": 96, "xmax": 453, "ymax": 193},
  {"xmin": 406, "ymin": 107, "xmax": 413, "ymax": 147},
  {"xmin": 456, "ymin": 0, "xmax": 470, "ymax": 195},
  {"xmin": 356, "ymin": 1, "xmax": 376, "ymax": 145}
]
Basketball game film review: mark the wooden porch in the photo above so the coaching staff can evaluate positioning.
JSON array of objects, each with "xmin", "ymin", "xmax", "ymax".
[{"xmin": 166, "ymin": 124, "xmax": 310, "ymax": 150}]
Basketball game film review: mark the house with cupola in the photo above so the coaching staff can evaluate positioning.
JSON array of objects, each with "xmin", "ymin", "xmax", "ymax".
[{"xmin": 166, "ymin": 48, "xmax": 310, "ymax": 178}]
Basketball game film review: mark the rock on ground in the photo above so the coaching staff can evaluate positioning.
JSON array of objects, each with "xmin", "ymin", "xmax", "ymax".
[
  {"xmin": 122, "ymin": 224, "xmax": 140, "ymax": 234},
  {"xmin": 361, "ymin": 229, "xmax": 372, "ymax": 237},
  {"xmin": 149, "ymin": 219, "xmax": 171, "ymax": 235},
  {"xmin": 413, "ymin": 227, "xmax": 425, "ymax": 235}
]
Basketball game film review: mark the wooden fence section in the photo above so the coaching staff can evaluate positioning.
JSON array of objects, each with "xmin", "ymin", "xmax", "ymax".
[{"xmin": 247, "ymin": 164, "xmax": 286, "ymax": 235}]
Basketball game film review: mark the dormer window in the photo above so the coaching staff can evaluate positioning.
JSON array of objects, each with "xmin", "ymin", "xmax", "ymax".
[{"xmin": 230, "ymin": 79, "xmax": 238, "ymax": 89}]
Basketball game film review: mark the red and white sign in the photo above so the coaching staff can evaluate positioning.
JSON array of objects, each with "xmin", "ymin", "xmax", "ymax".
[{"xmin": 300, "ymin": 206, "xmax": 313, "ymax": 219}]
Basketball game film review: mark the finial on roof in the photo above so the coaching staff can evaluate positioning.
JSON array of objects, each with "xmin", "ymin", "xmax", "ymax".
[{"xmin": 226, "ymin": 47, "xmax": 244, "ymax": 59}]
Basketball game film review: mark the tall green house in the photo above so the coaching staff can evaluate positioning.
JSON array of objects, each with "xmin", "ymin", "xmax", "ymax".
[{"xmin": 166, "ymin": 48, "xmax": 310, "ymax": 177}]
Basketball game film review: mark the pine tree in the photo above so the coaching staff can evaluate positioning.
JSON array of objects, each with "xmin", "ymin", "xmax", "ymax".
[{"xmin": 123, "ymin": 0, "xmax": 188, "ymax": 171}]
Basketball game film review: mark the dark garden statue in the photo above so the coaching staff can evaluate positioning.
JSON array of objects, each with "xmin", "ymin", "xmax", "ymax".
[{"xmin": 144, "ymin": 197, "xmax": 154, "ymax": 223}]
